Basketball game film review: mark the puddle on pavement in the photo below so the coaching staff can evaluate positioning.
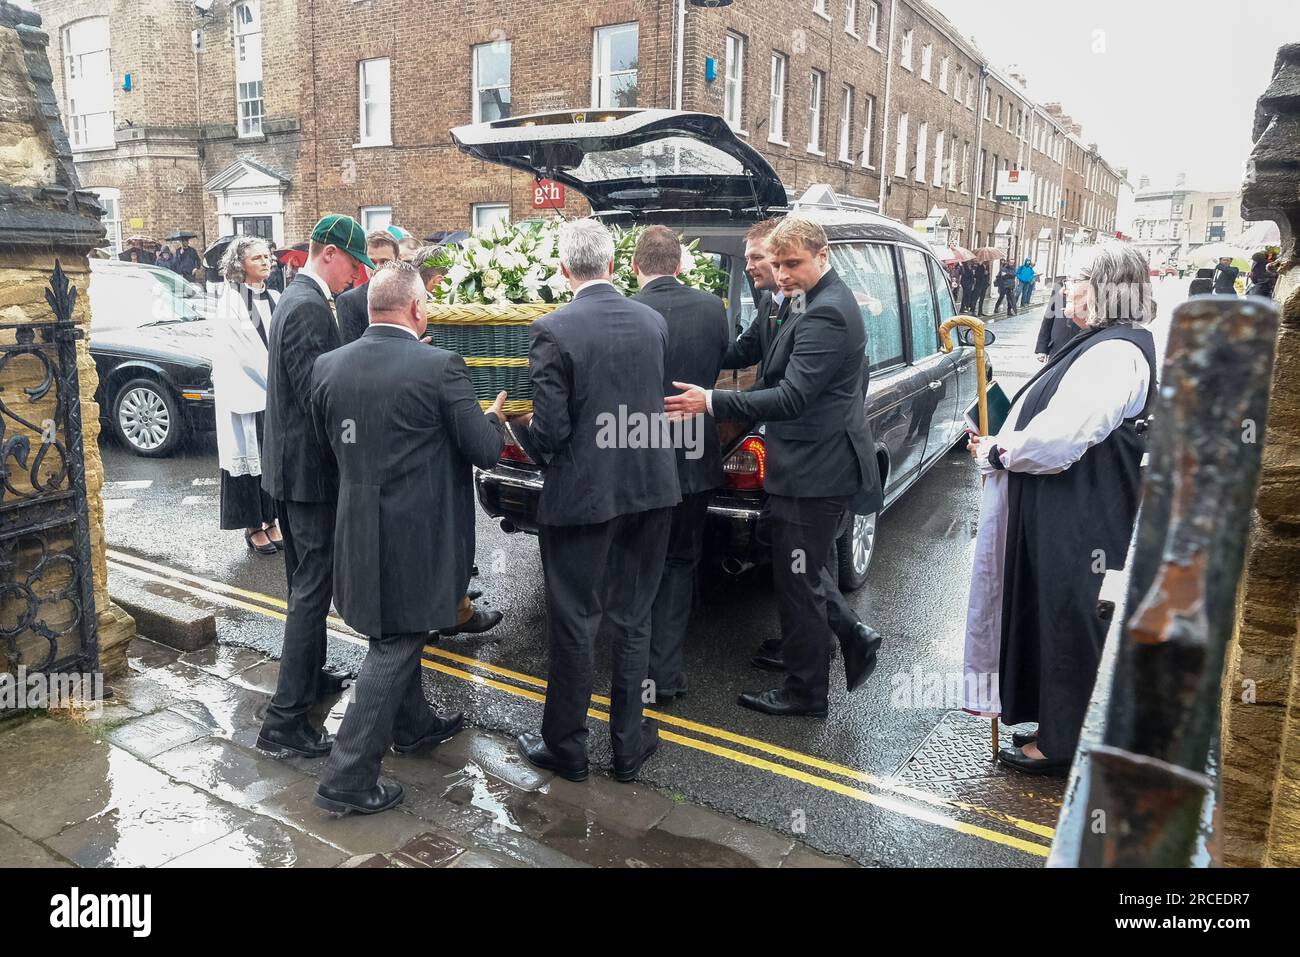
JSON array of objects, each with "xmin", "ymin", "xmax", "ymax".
[{"xmin": 439, "ymin": 759, "xmax": 757, "ymax": 867}]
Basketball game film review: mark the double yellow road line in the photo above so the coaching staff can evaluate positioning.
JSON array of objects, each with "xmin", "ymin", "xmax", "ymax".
[{"xmin": 107, "ymin": 548, "xmax": 1054, "ymax": 859}]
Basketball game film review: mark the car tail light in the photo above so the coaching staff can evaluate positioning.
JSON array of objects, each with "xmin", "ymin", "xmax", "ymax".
[
  {"xmin": 499, "ymin": 428, "xmax": 535, "ymax": 465},
  {"xmin": 723, "ymin": 435, "xmax": 766, "ymax": 490}
]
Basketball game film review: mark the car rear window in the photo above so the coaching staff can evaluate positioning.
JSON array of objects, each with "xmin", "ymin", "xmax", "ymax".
[{"xmin": 830, "ymin": 243, "xmax": 904, "ymax": 371}]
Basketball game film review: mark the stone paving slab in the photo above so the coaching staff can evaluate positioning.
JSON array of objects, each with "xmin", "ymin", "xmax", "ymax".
[
  {"xmin": 545, "ymin": 771, "xmax": 674, "ymax": 833},
  {"xmin": 159, "ymin": 817, "xmax": 348, "ymax": 868},
  {"xmin": 178, "ymin": 643, "xmax": 272, "ymax": 680},
  {"xmin": 0, "ymin": 821, "xmax": 71, "ymax": 867},
  {"xmin": 150, "ymin": 736, "xmax": 308, "ymax": 806},
  {"xmin": 255, "ymin": 778, "xmax": 434, "ymax": 857},
  {"xmin": 107, "ymin": 709, "xmax": 211, "ymax": 760},
  {"xmin": 656, "ymin": 802, "xmax": 797, "ymax": 867}
]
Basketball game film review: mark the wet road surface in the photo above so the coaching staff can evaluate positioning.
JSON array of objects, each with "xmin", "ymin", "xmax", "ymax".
[{"xmin": 101, "ymin": 295, "xmax": 1185, "ymax": 867}]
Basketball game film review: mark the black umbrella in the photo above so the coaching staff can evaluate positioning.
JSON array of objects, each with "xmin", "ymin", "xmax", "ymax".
[
  {"xmin": 203, "ymin": 235, "xmax": 238, "ymax": 269},
  {"xmin": 424, "ymin": 230, "xmax": 469, "ymax": 246},
  {"xmin": 165, "ymin": 231, "xmax": 197, "ymax": 241}
]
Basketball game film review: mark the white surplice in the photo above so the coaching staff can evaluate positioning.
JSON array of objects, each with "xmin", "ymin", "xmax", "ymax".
[
  {"xmin": 212, "ymin": 282, "xmax": 278, "ymax": 477},
  {"xmin": 962, "ymin": 337, "xmax": 1153, "ymax": 714}
]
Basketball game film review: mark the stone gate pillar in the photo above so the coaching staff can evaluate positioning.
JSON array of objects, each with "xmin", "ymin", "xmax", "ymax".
[
  {"xmin": 0, "ymin": 0, "xmax": 134, "ymax": 678},
  {"xmin": 1222, "ymin": 42, "xmax": 1300, "ymax": 867}
]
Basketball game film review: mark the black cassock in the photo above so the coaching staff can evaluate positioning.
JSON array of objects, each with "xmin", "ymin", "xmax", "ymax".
[{"xmin": 998, "ymin": 323, "xmax": 1157, "ymax": 760}]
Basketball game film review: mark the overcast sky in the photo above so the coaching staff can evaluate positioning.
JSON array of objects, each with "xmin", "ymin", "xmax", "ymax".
[{"xmin": 933, "ymin": 0, "xmax": 1300, "ymax": 191}]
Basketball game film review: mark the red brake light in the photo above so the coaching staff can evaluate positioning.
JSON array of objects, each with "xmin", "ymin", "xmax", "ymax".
[
  {"xmin": 723, "ymin": 436, "xmax": 766, "ymax": 490},
  {"xmin": 499, "ymin": 429, "xmax": 535, "ymax": 465}
]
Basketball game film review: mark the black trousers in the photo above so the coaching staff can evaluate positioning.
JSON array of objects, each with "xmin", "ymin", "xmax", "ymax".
[
  {"xmin": 539, "ymin": 507, "xmax": 672, "ymax": 768},
  {"xmin": 648, "ymin": 491, "xmax": 711, "ymax": 697},
  {"xmin": 768, "ymin": 494, "xmax": 860, "ymax": 708},
  {"xmin": 261, "ymin": 498, "xmax": 334, "ymax": 736},
  {"xmin": 320, "ymin": 631, "xmax": 436, "ymax": 791},
  {"xmin": 994, "ymin": 289, "xmax": 1017, "ymax": 315}
]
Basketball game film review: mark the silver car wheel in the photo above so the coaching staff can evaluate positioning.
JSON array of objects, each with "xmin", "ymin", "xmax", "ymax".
[
  {"xmin": 118, "ymin": 385, "xmax": 171, "ymax": 451},
  {"xmin": 851, "ymin": 512, "xmax": 877, "ymax": 576}
]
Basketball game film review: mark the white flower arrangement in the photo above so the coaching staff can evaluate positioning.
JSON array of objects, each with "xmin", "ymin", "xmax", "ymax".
[{"xmin": 428, "ymin": 220, "xmax": 729, "ymax": 306}]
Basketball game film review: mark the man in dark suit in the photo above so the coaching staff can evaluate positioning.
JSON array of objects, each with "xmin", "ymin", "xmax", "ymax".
[
  {"xmin": 724, "ymin": 218, "xmax": 786, "ymax": 374},
  {"xmin": 334, "ymin": 230, "xmax": 400, "ymax": 345},
  {"xmin": 630, "ymin": 226, "xmax": 730, "ymax": 703},
  {"xmin": 256, "ymin": 214, "xmax": 373, "ymax": 758},
  {"xmin": 515, "ymin": 218, "xmax": 680, "ymax": 784},
  {"xmin": 310, "ymin": 263, "xmax": 506, "ymax": 814},
  {"xmin": 666, "ymin": 217, "xmax": 884, "ymax": 718}
]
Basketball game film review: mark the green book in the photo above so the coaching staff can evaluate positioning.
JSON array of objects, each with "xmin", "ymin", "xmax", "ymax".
[{"xmin": 964, "ymin": 380, "xmax": 1013, "ymax": 436}]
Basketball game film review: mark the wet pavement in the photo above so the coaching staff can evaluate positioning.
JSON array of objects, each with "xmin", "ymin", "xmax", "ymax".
[
  {"xmin": 0, "ymin": 637, "xmax": 851, "ymax": 868},
  {"xmin": 73, "ymin": 283, "xmax": 1189, "ymax": 867}
]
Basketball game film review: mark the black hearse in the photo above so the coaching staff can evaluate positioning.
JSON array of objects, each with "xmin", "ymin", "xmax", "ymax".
[{"xmin": 451, "ymin": 108, "xmax": 985, "ymax": 590}]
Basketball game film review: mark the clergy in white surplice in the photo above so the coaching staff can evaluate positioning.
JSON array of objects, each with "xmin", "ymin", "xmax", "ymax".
[{"xmin": 962, "ymin": 242, "xmax": 1159, "ymax": 776}]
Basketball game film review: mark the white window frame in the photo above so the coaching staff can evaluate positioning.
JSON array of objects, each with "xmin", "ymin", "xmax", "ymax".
[
  {"xmin": 920, "ymin": 44, "xmax": 932, "ymax": 82},
  {"xmin": 357, "ymin": 57, "xmax": 391, "ymax": 147},
  {"xmin": 900, "ymin": 30, "xmax": 913, "ymax": 71},
  {"xmin": 472, "ymin": 203, "xmax": 510, "ymax": 232},
  {"xmin": 63, "ymin": 18, "xmax": 116, "ymax": 151},
  {"xmin": 472, "ymin": 40, "xmax": 512, "ymax": 124},
  {"xmin": 960, "ymin": 142, "xmax": 970, "ymax": 194},
  {"xmin": 769, "ymin": 53, "xmax": 788, "ymax": 144},
  {"xmin": 952, "ymin": 68, "xmax": 961, "ymax": 103},
  {"xmin": 360, "ymin": 205, "xmax": 393, "ymax": 233},
  {"xmin": 90, "ymin": 186, "xmax": 122, "ymax": 253},
  {"xmin": 845, "ymin": 0, "xmax": 860, "ymax": 38},
  {"xmin": 866, "ymin": 1, "xmax": 881, "ymax": 47},
  {"xmin": 838, "ymin": 85, "xmax": 854, "ymax": 163},
  {"xmin": 861, "ymin": 94, "xmax": 876, "ymax": 168},
  {"xmin": 938, "ymin": 55, "xmax": 948, "ymax": 92},
  {"xmin": 592, "ymin": 22, "xmax": 639, "ymax": 108},
  {"xmin": 234, "ymin": 2, "xmax": 264, "ymax": 138},
  {"xmin": 894, "ymin": 112, "xmax": 908, "ymax": 178},
  {"xmin": 813, "ymin": 0, "xmax": 832, "ymax": 20},
  {"xmin": 915, "ymin": 120, "xmax": 927, "ymax": 183},
  {"xmin": 932, "ymin": 129, "xmax": 944, "ymax": 188},
  {"xmin": 807, "ymin": 69, "xmax": 825, "ymax": 154},
  {"xmin": 724, "ymin": 32, "xmax": 745, "ymax": 131}
]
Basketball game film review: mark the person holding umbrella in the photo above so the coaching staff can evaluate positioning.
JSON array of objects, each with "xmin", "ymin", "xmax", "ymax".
[
  {"xmin": 169, "ymin": 232, "xmax": 202, "ymax": 281},
  {"xmin": 1212, "ymin": 256, "xmax": 1240, "ymax": 295}
]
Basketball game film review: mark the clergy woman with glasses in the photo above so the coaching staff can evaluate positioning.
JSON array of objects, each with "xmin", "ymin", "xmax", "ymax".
[
  {"xmin": 213, "ymin": 236, "xmax": 283, "ymax": 555},
  {"xmin": 962, "ymin": 242, "xmax": 1159, "ymax": 776}
]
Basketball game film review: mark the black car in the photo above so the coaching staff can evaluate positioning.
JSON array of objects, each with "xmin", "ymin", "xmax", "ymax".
[
  {"xmin": 87, "ymin": 260, "xmax": 216, "ymax": 457},
  {"xmin": 452, "ymin": 109, "xmax": 989, "ymax": 590}
]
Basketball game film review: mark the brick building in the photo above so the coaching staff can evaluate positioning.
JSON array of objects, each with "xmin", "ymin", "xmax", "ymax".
[{"xmin": 34, "ymin": 0, "xmax": 1123, "ymax": 277}]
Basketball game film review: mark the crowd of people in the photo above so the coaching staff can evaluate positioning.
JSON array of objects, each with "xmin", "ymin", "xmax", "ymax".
[{"xmin": 201, "ymin": 200, "xmax": 1180, "ymax": 812}]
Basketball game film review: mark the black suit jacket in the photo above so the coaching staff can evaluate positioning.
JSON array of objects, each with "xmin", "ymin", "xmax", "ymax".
[
  {"xmin": 632, "ymin": 277, "xmax": 730, "ymax": 495},
  {"xmin": 711, "ymin": 268, "xmax": 883, "ymax": 515},
  {"xmin": 262, "ymin": 273, "xmax": 341, "ymax": 502},
  {"xmin": 335, "ymin": 282, "xmax": 370, "ymax": 345},
  {"xmin": 310, "ymin": 325, "xmax": 504, "ymax": 636},
  {"xmin": 723, "ymin": 289, "xmax": 788, "ymax": 374},
  {"xmin": 522, "ymin": 282, "xmax": 681, "ymax": 526}
]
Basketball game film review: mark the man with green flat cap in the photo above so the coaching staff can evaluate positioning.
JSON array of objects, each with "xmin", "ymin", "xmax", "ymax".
[{"xmin": 258, "ymin": 214, "xmax": 374, "ymax": 758}]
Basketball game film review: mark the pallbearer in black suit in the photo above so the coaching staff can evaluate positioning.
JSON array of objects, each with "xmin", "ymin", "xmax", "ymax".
[
  {"xmin": 257, "ymin": 215, "xmax": 373, "ymax": 758},
  {"xmin": 516, "ymin": 219, "xmax": 680, "ymax": 783},
  {"xmin": 666, "ymin": 217, "xmax": 885, "ymax": 718},
  {"xmin": 334, "ymin": 230, "xmax": 400, "ymax": 346},
  {"xmin": 630, "ymin": 226, "xmax": 729, "ymax": 703},
  {"xmin": 311, "ymin": 263, "xmax": 506, "ymax": 813},
  {"xmin": 723, "ymin": 218, "xmax": 786, "ymax": 375}
]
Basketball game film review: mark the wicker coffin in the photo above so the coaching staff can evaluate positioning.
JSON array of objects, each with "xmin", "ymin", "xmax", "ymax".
[{"xmin": 424, "ymin": 301, "xmax": 559, "ymax": 415}]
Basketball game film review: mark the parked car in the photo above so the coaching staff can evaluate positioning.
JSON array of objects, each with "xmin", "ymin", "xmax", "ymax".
[
  {"xmin": 87, "ymin": 258, "xmax": 217, "ymax": 457},
  {"xmin": 452, "ymin": 108, "xmax": 989, "ymax": 589}
]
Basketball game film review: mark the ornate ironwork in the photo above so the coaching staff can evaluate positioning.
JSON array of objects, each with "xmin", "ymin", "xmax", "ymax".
[{"xmin": 0, "ymin": 260, "xmax": 98, "ymax": 676}]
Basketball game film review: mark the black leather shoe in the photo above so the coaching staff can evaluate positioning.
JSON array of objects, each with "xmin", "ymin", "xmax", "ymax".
[
  {"xmin": 652, "ymin": 687, "xmax": 686, "ymax": 703},
  {"xmin": 613, "ymin": 721, "xmax": 659, "ymax": 783},
  {"xmin": 517, "ymin": 731, "xmax": 588, "ymax": 782},
  {"xmin": 317, "ymin": 666, "xmax": 352, "ymax": 695},
  {"xmin": 256, "ymin": 723, "xmax": 334, "ymax": 758},
  {"xmin": 440, "ymin": 608, "xmax": 503, "ymax": 637},
  {"xmin": 1012, "ymin": 731, "xmax": 1038, "ymax": 748},
  {"xmin": 471, "ymin": 563, "xmax": 480, "ymax": 578},
  {"xmin": 392, "ymin": 712, "xmax": 464, "ymax": 753},
  {"xmin": 467, "ymin": 588, "xmax": 483, "ymax": 601},
  {"xmin": 997, "ymin": 746, "xmax": 1069, "ymax": 776},
  {"xmin": 843, "ymin": 623, "xmax": 883, "ymax": 692},
  {"xmin": 737, "ymin": 688, "xmax": 827, "ymax": 718},
  {"xmin": 315, "ymin": 779, "xmax": 405, "ymax": 814},
  {"xmin": 756, "ymin": 637, "xmax": 782, "ymax": 654},
  {"xmin": 751, "ymin": 649, "xmax": 785, "ymax": 671}
]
